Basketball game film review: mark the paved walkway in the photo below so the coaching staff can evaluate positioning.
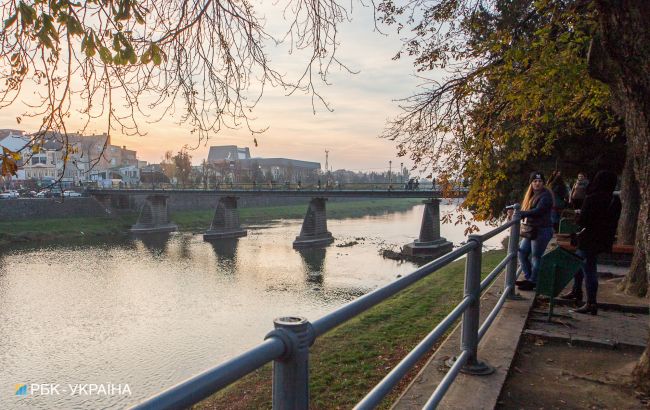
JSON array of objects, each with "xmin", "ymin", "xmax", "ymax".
[{"xmin": 392, "ymin": 262, "xmax": 649, "ymax": 409}]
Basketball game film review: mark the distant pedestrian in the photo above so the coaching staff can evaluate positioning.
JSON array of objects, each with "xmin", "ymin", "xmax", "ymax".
[
  {"xmin": 548, "ymin": 171, "xmax": 569, "ymax": 232},
  {"xmin": 414, "ymin": 180, "xmax": 419, "ymax": 190},
  {"xmin": 560, "ymin": 170, "xmax": 621, "ymax": 315},
  {"xmin": 510, "ymin": 171, "xmax": 554, "ymax": 291},
  {"xmin": 317, "ymin": 179, "xmax": 321, "ymax": 190},
  {"xmin": 569, "ymin": 172, "xmax": 589, "ymax": 210}
]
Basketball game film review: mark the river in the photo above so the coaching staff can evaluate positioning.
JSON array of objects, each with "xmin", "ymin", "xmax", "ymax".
[{"xmin": 0, "ymin": 201, "xmax": 507, "ymax": 409}]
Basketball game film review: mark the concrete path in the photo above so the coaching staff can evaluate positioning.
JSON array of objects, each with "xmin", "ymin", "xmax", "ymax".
[
  {"xmin": 392, "ymin": 261, "xmax": 649, "ymax": 409},
  {"xmin": 392, "ymin": 276, "xmax": 536, "ymax": 410}
]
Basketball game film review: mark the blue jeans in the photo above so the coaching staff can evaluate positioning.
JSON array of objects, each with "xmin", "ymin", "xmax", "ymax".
[
  {"xmin": 518, "ymin": 227, "xmax": 554, "ymax": 284},
  {"xmin": 572, "ymin": 249, "xmax": 599, "ymax": 303}
]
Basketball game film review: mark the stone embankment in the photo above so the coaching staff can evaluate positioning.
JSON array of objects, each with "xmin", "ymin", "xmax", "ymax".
[{"xmin": 0, "ymin": 197, "xmax": 109, "ymax": 222}]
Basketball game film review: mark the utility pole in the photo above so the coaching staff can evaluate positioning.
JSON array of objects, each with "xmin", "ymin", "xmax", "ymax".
[
  {"xmin": 325, "ymin": 150, "xmax": 330, "ymax": 187},
  {"xmin": 324, "ymin": 150, "xmax": 329, "ymax": 174}
]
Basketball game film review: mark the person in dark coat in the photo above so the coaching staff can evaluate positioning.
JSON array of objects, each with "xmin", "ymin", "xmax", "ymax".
[
  {"xmin": 513, "ymin": 171, "xmax": 554, "ymax": 291},
  {"xmin": 560, "ymin": 170, "xmax": 621, "ymax": 315},
  {"xmin": 549, "ymin": 171, "xmax": 569, "ymax": 232}
]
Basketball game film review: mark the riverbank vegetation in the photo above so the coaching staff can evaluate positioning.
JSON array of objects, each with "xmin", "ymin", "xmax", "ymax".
[
  {"xmin": 0, "ymin": 199, "xmax": 421, "ymax": 246},
  {"xmin": 192, "ymin": 250, "xmax": 505, "ymax": 409}
]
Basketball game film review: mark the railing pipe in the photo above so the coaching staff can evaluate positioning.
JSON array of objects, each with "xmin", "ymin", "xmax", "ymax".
[
  {"xmin": 474, "ymin": 219, "xmax": 516, "ymax": 242},
  {"xmin": 460, "ymin": 235, "xmax": 482, "ymax": 367},
  {"xmin": 479, "ymin": 253, "xmax": 515, "ymax": 292},
  {"xmin": 269, "ymin": 316, "xmax": 313, "ymax": 409},
  {"xmin": 132, "ymin": 337, "xmax": 285, "ymax": 410},
  {"xmin": 478, "ymin": 285, "xmax": 513, "ymax": 341},
  {"xmin": 354, "ymin": 296, "xmax": 473, "ymax": 409},
  {"xmin": 505, "ymin": 204, "xmax": 521, "ymax": 299},
  {"xmin": 311, "ymin": 242, "xmax": 478, "ymax": 337},
  {"xmin": 422, "ymin": 349, "xmax": 470, "ymax": 410}
]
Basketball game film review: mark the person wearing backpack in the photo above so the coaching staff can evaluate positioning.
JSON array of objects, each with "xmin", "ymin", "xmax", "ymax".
[{"xmin": 559, "ymin": 170, "xmax": 621, "ymax": 315}]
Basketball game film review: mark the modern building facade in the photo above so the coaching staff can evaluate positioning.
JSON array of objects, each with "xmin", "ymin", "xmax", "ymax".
[{"xmin": 206, "ymin": 145, "xmax": 320, "ymax": 183}]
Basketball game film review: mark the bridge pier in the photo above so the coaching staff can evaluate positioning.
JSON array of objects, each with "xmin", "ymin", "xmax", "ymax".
[
  {"xmin": 130, "ymin": 194, "xmax": 178, "ymax": 233},
  {"xmin": 293, "ymin": 198, "xmax": 334, "ymax": 249},
  {"xmin": 403, "ymin": 199, "xmax": 453, "ymax": 258},
  {"xmin": 203, "ymin": 196, "xmax": 247, "ymax": 240}
]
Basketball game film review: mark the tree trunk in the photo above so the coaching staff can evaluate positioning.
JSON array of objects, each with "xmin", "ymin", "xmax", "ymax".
[
  {"xmin": 590, "ymin": 0, "xmax": 650, "ymax": 393},
  {"xmin": 616, "ymin": 148, "xmax": 639, "ymax": 245},
  {"xmin": 616, "ymin": 148, "xmax": 646, "ymax": 295},
  {"xmin": 619, "ymin": 204, "xmax": 648, "ymax": 296}
]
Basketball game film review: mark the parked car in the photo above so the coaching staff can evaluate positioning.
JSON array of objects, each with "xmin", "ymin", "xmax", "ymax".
[
  {"xmin": 0, "ymin": 190, "xmax": 19, "ymax": 199},
  {"xmin": 35, "ymin": 190, "xmax": 51, "ymax": 198},
  {"xmin": 63, "ymin": 190, "xmax": 82, "ymax": 197}
]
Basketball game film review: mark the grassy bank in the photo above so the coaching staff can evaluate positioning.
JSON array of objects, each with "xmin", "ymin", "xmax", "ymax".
[
  {"xmin": 194, "ymin": 250, "xmax": 506, "ymax": 410},
  {"xmin": 0, "ymin": 199, "xmax": 421, "ymax": 246},
  {"xmin": 175, "ymin": 198, "xmax": 422, "ymax": 231}
]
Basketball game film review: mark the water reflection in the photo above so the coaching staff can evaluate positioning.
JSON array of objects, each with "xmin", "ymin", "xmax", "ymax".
[
  {"xmin": 0, "ymin": 203, "xmax": 509, "ymax": 409},
  {"xmin": 132, "ymin": 232, "xmax": 171, "ymax": 256},
  {"xmin": 207, "ymin": 239, "xmax": 239, "ymax": 273},
  {"xmin": 297, "ymin": 247, "xmax": 327, "ymax": 285},
  {"xmin": 176, "ymin": 235, "xmax": 193, "ymax": 260}
]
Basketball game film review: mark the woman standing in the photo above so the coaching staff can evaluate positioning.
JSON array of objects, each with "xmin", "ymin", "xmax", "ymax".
[
  {"xmin": 514, "ymin": 172, "xmax": 554, "ymax": 291},
  {"xmin": 559, "ymin": 170, "xmax": 621, "ymax": 314}
]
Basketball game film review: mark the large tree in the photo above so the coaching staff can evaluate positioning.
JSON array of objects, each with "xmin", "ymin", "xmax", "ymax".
[
  {"xmin": 378, "ymin": 0, "xmax": 622, "ymax": 219},
  {"xmin": 378, "ymin": 0, "xmax": 648, "ymax": 390},
  {"xmin": 0, "ymin": 0, "xmax": 348, "ymax": 173},
  {"xmin": 588, "ymin": 0, "xmax": 650, "ymax": 390}
]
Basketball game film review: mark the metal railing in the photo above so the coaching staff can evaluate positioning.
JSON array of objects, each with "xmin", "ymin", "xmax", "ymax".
[
  {"xmin": 85, "ymin": 181, "xmax": 469, "ymax": 193},
  {"xmin": 133, "ymin": 206, "xmax": 522, "ymax": 410}
]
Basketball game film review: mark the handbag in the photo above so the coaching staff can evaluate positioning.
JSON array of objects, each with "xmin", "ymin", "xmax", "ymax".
[{"xmin": 520, "ymin": 223, "xmax": 538, "ymax": 240}]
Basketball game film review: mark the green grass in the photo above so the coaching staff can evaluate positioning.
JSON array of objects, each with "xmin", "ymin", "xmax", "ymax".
[
  {"xmin": 194, "ymin": 250, "xmax": 507, "ymax": 410},
  {"xmin": 174, "ymin": 198, "xmax": 422, "ymax": 231},
  {"xmin": 0, "ymin": 199, "xmax": 421, "ymax": 245},
  {"xmin": 0, "ymin": 216, "xmax": 135, "ymax": 245}
]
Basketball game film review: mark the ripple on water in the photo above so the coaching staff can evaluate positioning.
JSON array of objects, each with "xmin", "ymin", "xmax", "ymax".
[{"xmin": 0, "ymin": 204, "xmax": 506, "ymax": 408}]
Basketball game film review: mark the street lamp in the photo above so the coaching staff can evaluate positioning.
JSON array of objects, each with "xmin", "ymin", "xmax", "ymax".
[
  {"xmin": 389, "ymin": 160, "xmax": 392, "ymax": 185},
  {"xmin": 400, "ymin": 162, "xmax": 403, "ymax": 185}
]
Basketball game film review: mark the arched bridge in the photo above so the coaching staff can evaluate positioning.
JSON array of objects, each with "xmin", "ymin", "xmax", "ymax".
[{"xmin": 87, "ymin": 186, "xmax": 467, "ymax": 257}]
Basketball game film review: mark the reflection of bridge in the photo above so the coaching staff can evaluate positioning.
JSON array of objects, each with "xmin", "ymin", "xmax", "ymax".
[{"xmin": 88, "ymin": 187, "xmax": 467, "ymax": 255}]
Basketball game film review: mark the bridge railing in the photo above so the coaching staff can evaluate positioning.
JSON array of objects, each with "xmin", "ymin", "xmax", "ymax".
[
  {"xmin": 86, "ymin": 181, "xmax": 469, "ymax": 193},
  {"xmin": 133, "ymin": 207, "xmax": 522, "ymax": 410}
]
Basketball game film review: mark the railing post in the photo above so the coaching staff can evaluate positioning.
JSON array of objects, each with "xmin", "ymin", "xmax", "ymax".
[
  {"xmin": 267, "ymin": 316, "xmax": 314, "ymax": 409},
  {"xmin": 505, "ymin": 204, "xmax": 521, "ymax": 299},
  {"xmin": 457, "ymin": 235, "xmax": 494, "ymax": 375}
]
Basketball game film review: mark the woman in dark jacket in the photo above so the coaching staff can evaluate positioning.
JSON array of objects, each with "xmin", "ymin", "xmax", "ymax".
[
  {"xmin": 514, "ymin": 172, "xmax": 554, "ymax": 291},
  {"xmin": 560, "ymin": 170, "xmax": 621, "ymax": 314}
]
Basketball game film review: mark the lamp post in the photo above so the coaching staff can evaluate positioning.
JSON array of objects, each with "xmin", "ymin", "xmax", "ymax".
[
  {"xmin": 400, "ymin": 162, "xmax": 404, "ymax": 185},
  {"xmin": 389, "ymin": 160, "xmax": 392, "ymax": 185}
]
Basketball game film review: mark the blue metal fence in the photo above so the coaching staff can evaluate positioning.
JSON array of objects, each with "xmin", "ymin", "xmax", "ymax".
[{"xmin": 133, "ymin": 206, "xmax": 522, "ymax": 410}]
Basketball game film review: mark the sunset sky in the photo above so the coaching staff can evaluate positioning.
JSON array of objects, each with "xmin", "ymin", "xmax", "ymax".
[{"xmin": 0, "ymin": 3, "xmax": 436, "ymax": 173}]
